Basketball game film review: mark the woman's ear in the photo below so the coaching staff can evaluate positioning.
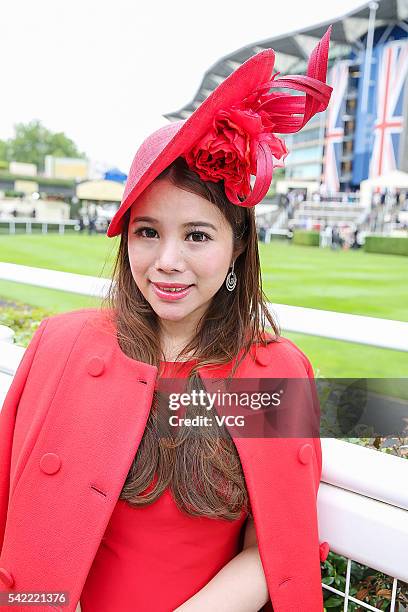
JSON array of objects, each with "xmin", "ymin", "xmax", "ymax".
[{"xmin": 233, "ymin": 240, "xmax": 246, "ymax": 261}]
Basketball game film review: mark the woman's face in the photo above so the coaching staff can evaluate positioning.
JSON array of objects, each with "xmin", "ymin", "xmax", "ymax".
[{"xmin": 127, "ymin": 178, "xmax": 234, "ymax": 330}]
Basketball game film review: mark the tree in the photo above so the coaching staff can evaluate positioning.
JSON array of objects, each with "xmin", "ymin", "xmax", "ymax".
[
  {"xmin": 1, "ymin": 119, "xmax": 87, "ymax": 171},
  {"xmin": 0, "ymin": 139, "xmax": 10, "ymax": 163}
]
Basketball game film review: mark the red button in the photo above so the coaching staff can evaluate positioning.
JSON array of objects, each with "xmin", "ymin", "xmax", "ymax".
[
  {"xmin": 319, "ymin": 541, "xmax": 330, "ymax": 562},
  {"xmin": 0, "ymin": 567, "xmax": 14, "ymax": 587},
  {"xmin": 40, "ymin": 453, "xmax": 61, "ymax": 475},
  {"xmin": 298, "ymin": 443, "xmax": 313, "ymax": 464},
  {"xmin": 87, "ymin": 356, "xmax": 105, "ymax": 377}
]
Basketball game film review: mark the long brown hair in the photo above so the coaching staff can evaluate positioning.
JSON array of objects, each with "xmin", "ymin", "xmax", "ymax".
[{"xmin": 100, "ymin": 156, "xmax": 280, "ymax": 520}]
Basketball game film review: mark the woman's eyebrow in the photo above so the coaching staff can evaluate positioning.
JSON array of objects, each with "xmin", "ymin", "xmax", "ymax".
[
  {"xmin": 184, "ymin": 221, "xmax": 218, "ymax": 231},
  {"xmin": 131, "ymin": 215, "xmax": 158, "ymax": 224},
  {"xmin": 131, "ymin": 216, "xmax": 217, "ymax": 231}
]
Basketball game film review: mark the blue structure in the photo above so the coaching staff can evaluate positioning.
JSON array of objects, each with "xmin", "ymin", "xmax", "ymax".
[
  {"xmin": 165, "ymin": 0, "xmax": 408, "ymax": 193},
  {"xmin": 104, "ymin": 168, "xmax": 127, "ymax": 183}
]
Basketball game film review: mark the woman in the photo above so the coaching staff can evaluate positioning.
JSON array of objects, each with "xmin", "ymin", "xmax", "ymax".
[{"xmin": 0, "ymin": 27, "xmax": 332, "ymax": 612}]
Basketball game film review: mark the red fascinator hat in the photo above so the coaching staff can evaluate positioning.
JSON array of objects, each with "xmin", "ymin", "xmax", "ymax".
[{"xmin": 107, "ymin": 26, "xmax": 333, "ymax": 238}]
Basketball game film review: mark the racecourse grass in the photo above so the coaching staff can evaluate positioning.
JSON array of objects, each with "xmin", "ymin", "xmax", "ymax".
[{"xmin": 0, "ymin": 233, "xmax": 407, "ymax": 376}]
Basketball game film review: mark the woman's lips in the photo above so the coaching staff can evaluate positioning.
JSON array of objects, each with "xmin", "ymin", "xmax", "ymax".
[{"xmin": 151, "ymin": 282, "xmax": 194, "ymax": 301}]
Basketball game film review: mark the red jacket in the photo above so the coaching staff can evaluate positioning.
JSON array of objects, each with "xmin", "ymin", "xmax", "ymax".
[{"xmin": 0, "ymin": 308, "xmax": 329, "ymax": 611}]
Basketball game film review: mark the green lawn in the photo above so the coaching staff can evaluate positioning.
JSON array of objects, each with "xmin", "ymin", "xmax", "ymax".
[
  {"xmin": 0, "ymin": 234, "xmax": 407, "ymax": 376},
  {"xmin": 0, "ymin": 278, "xmax": 101, "ymax": 312},
  {"xmin": 259, "ymin": 240, "xmax": 408, "ymax": 322},
  {"xmin": 0, "ymin": 233, "xmax": 118, "ymax": 277}
]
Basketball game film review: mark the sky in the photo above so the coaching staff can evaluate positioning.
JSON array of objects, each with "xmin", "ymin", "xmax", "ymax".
[{"xmin": 0, "ymin": 0, "xmax": 368, "ymax": 176}]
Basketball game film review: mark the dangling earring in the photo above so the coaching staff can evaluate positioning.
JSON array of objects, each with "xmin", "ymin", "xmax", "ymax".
[{"xmin": 225, "ymin": 260, "xmax": 237, "ymax": 291}]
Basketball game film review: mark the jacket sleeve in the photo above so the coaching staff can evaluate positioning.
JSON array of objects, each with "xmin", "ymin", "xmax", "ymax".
[{"xmin": 0, "ymin": 318, "xmax": 49, "ymax": 553}]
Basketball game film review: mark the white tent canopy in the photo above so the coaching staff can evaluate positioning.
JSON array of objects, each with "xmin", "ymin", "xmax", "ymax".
[
  {"xmin": 361, "ymin": 170, "xmax": 408, "ymax": 189},
  {"xmin": 360, "ymin": 170, "xmax": 408, "ymax": 208}
]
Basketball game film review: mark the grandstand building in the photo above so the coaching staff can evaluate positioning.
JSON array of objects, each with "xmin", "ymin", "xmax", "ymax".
[{"xmin": 164, "ymin": 0, "xmax": 408, "ymax": 196}]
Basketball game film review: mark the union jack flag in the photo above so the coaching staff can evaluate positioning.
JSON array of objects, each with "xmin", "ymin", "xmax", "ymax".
[
  {"xmin": 322, "ymin": 61, "xmax": 349, "ymax": 194},
  {"xmin": 369, "ymin": 40, "xmax": 408, "ymax": 178}
]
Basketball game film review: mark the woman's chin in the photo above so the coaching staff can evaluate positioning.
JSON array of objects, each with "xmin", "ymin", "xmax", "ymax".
[{"xmin": 151, "ymin": 304, "xmax": 193, "ymax": 322}]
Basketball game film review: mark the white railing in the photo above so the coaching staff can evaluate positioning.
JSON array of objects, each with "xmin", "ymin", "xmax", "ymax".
[
  {"xmin": 264, "ymin": 228, "xmax": 290, "ymax": 242},
  {"xmin": 0, "ymin": 335, "xmax": 26, "ymax": 405},
  {"xmin": 0, "ymin": 218, "xmax": 78, "ymax": 234},
  {"xmin": 268, "ymin": 303, "xmax": 408, "ymax": 352},
  {"xmin": 0, "ymin": 262, "xmax": 407, "ymax": 352},
  {"xmin": 0, "ymin": 262, "xmax": 111, "ymax": 297},
  {"xmin": 318, "ymin": 439, "xmax": 408, "ymax": 610},
  {"xmin": 0, "ymin": 347, "xmax": 407, "ymax": 610}
]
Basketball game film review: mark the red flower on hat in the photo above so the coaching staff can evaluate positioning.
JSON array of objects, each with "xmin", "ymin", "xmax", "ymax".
[{"xmin": 184, "ymin": 96, "xmax": 288, "ymax": 204}]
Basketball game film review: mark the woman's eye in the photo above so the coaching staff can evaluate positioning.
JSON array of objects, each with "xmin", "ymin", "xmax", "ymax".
[
  {"xmin": 133, "ymin": 228, "xmax": 210, "ymax": 242},
  {"xmin": 187, "ymin": 231, "xmax": 210, "ymax": 242},
  {"xmin": 134, "ymin": 227, "xmax": 158, "ymax": 238}
]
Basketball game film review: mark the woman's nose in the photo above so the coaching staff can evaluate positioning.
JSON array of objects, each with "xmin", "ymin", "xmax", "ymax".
[{"xmin": 155, "ymin": 239, "xmax": 186, "ymax": 272}]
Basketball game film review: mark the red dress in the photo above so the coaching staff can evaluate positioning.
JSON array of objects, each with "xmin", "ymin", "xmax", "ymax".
[{"xmin": 80, "ymin": 360, "xmax": 249, "ymax": 612}]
